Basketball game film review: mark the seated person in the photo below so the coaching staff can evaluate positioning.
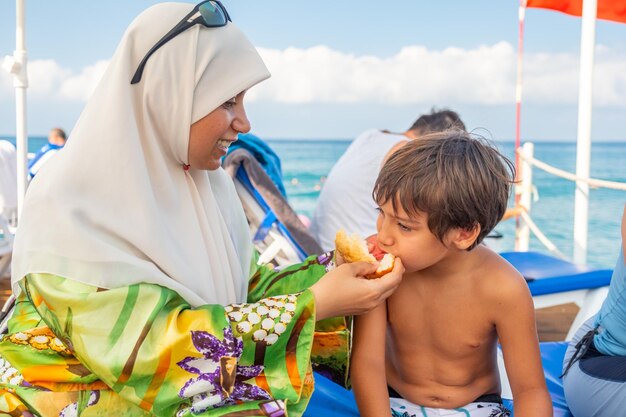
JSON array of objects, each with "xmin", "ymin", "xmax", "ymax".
[
  {"xmin": 0, "ymin": 140, "xmax": 17, "ymax": 224},
  {"xmin": 562, "ymin": 203, "xmax": 626, "ymax": 417},
  {"xmin": 350, "ymin": 131, "xmax": 552, "ymax": 417},
  {"xmin": 28, "ymin": 127, "xmax": 67, "ymax": 178},
  {"xmin": 0, "ymin": 4, "xmax": 404, "ymax": 415},
  {"xmin": 310, "ymin": 108, "xmax": 466, "ymax": 251}
]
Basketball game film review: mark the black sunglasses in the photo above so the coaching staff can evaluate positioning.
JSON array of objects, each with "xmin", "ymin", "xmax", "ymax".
[{"xmin": 131, "ymin": 0, "xmax": 231, "ymax": 84}]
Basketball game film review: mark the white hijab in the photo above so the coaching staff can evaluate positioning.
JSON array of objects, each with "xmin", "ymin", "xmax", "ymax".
[{"xmin": 12, "ymin": 3, "xmax": 270, "ymax": 307}]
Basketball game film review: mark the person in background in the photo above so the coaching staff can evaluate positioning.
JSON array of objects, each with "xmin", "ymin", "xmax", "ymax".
[
  {"xmin": 28, "ymin": 127, "xmax": 67, "ymax": 178},
  {"xmin": 310, "ymin": 108, "xmax": 466, "ymax": 251},
  {"xmin": 562, "ymin": 203, "xmax": 626, "ymax": 417},
  {"xmin": 0, "ymin": 2, "xmax": 403, "ymax": 416},
  {"xmin": 0, "ymin": 140, "xmax": 17, "ymax": 225},
  {"xmin": 0, "ymin": 140, "xmax": 16, "ymax": 281},
  {"xmin": 351, "ymin": 131, "xmax": 552, "ymax": 417}
]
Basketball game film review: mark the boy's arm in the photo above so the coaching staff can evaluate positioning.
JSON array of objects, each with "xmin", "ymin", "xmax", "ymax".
[
  {"xmin": 351, "ymin": 302, "xmax": 392, "ymax": 417},
  {"xmin": 495, "ymin": 271, "xmax": 553, "ymax": 417}
]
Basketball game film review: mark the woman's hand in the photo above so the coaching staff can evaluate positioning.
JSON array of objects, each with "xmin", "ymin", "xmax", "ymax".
[
  {"xmin": 335, "ymin": 250, "xmax": 346, "ymax": 266},
  {"xmin": 310, "ymin": 258, "xmax": 404, "ymax": 321}
]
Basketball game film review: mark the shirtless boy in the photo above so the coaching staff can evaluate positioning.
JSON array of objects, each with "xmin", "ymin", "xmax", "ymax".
[{"xmin": 351, "ymin": 131, "xmax": 552, "ymax": 417}]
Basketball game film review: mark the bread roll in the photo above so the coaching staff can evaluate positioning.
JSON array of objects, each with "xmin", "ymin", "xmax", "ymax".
[
  {"xmin": 335, "ymin": 229, "xmax": 376, "ymax": 263},
  {"xmin": 335, "ymin": 229, "xmax": 395, "ymax": 279},
  {"xmin": 368, "ymin": 253, "xmax": 395, "ymax": 279}
]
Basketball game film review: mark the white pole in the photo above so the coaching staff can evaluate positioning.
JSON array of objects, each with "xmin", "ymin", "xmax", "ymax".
[
  {"xmin": 2, "ymin": 0, "xmax": 29, "ymax": 220},
  {"xmin": 517, "ymin": 142, "xmax": 534, "ymax": 252},
  {"xmin": 573, "ymin": 0, "xmax": 597, "ymax": 265},
  {"xmin": 513, "ymin": 2, "xmax": 526, "ymax": 250}
]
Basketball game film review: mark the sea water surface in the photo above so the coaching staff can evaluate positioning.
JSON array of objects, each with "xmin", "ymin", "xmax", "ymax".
[
  {"xmin": 268, "ymin": 139, "xmax": 626, "ymax": 270},
  {"xmin": 4, "ymin": 136, "xmax": 625, "ymax": 269}
]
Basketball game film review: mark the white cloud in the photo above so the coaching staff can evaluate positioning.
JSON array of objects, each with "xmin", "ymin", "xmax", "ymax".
[
  {"xmin": 248, "ymin": 42, "xmax": 626, "ymax": 107},
  {"xmin": 0, "ymin": 66, "xmax": 13, "ymax": 92},
  {"xmin": 58, "ymin": 60, "xmax": 109, "ymax": 101},
  {"xmin": 3, "ymin": 43, "xmax": 626, "ymax": 108},
  {"xmin": 26, "ymin": 59, "xmax": 71, "ymax": 94},
  {"xmin": 0, "ymin": 59, "xmax": 107, "ymax": 101}
]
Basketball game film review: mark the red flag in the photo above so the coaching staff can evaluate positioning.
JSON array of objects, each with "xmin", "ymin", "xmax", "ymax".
[{"xmin": 526, "ymin": 0, "xmax": 626, "ymax": 24}]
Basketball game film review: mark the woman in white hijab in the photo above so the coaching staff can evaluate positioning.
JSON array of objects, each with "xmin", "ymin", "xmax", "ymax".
[{"xmin": 0, "ymin": 2, "xmax": 403, "ymax": 416}]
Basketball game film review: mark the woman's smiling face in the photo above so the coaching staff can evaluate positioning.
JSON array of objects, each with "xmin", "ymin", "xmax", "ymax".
[{"xmin": 188, "ymin": 90, "xmax": 250, "ymax": 170}]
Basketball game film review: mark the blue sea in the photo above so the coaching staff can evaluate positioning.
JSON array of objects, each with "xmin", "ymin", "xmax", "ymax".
[
  {"xmin": 4, "ymin": 136, "xmax": 625, "ymax": 269},
  {"xmin": 267, "ymin": 139, "xmax": 626, "ymax": 270}
]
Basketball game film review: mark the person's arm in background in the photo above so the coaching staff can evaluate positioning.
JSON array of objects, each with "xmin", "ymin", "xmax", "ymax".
[{"xmin": 501, "ymin": 204, "xmax": 526, "ymax": 222}]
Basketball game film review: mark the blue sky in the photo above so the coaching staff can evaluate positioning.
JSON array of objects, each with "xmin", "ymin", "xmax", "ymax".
[{"xmin": 1, "ymin": 1, "xmax": 626, "ymax": 141}]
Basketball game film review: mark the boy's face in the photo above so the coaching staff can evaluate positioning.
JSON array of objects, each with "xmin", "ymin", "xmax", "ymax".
[{"xmin": 375, "ymin": 200, "xmax": 452, "ymax": 274}]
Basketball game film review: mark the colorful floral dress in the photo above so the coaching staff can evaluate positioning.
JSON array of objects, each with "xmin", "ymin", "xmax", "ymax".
[{"xmin": 0, "ymin": 253, "xmax": 349, "ymax": 417}]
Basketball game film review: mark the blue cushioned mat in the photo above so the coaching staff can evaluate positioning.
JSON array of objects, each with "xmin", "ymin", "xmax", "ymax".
[
  {"xmin": 304, "ymin": 342, "xmax": 571, "ymax": 417},
  {"xmin": 501, "ymin": 251, "xmax": 612, "ymax": 296}
]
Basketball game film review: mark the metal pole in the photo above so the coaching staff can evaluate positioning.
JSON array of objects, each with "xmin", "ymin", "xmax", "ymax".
[
  {"xmin": 514, "ymin": 1, "xmax": 527, "ymax": 249},
  {"xmin": 573, "ymin": 0, "xmax": 597, "ymax": 265},
  {"xmin": 515, "ymin": 2, "xmax": 526, "ymax": 163},
  {"xmin": 3, "ymin": 0, "xmax": 29, "ymax": 220},
  {"xmin": 517, "ymin": 142, "xmax": 534, "ymax": 252}
]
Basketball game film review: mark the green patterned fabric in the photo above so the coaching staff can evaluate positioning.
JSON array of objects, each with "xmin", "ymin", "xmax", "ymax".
[{"xmin": 0, "ymin": 253, "xmax": 349, "ymax": 417}]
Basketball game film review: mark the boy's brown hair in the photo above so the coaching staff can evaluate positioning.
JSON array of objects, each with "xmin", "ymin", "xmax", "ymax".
[{"xmin": 373, "ymin": 130, "xmax": 515, "ymax": 250}]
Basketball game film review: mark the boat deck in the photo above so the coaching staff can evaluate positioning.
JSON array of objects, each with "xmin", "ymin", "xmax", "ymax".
[
  {"xmin": 0, "ymin": 278, "xmax": 10, "ymax": 308},
  {"xmin": 535, "ymin": 303, "xmax": 578, "ymax": 341}
]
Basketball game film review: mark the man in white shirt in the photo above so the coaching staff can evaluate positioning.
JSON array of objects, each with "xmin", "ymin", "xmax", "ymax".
[{"xmin": 310, "ymin": 109, "xmax": 465, "ymax": 251}]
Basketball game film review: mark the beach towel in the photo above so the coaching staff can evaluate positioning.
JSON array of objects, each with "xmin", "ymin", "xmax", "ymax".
[{"xmin": 228, "ymin": 133, "xmax": 287, "ymax": 197}]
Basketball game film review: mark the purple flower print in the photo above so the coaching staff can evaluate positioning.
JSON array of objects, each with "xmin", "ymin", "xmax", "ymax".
[
  {"xmin": 59, "ymin": 391, "xmax": 100, "ymax": 417},
  {"xmin": 317, "ymin": 251, "xmax": 336, "ymax": 272},
  {"xmin": 317, "ymin": 251, "xmax": 333, "ymax": 266},
  {"xmin": 177, "ymin": 327, "xmax": 271, "ymax": 413}
]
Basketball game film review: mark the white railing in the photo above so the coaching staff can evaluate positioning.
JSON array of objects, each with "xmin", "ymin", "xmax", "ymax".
[{"xmin": 514, "ymin": 142, "xmax": 626, "ymax": 261}]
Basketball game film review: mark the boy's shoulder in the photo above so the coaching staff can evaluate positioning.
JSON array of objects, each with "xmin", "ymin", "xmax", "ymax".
[{"xmin": 472, "ymin": 245, "xmax": 530, "ymax": 300}]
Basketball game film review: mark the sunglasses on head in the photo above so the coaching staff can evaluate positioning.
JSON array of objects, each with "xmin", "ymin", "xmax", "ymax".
[{"xmin": 131, "ymin": 0, "xmax": 231, "ymax": 84}]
